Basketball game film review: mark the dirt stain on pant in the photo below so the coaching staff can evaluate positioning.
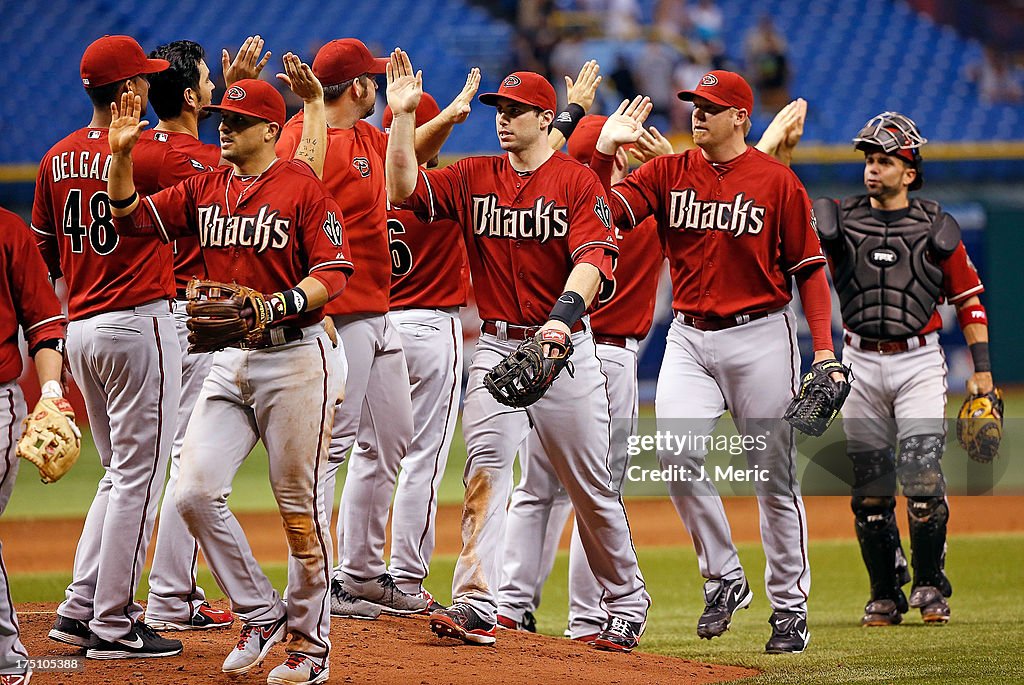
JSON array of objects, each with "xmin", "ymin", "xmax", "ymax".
[
  {"xmin": 459, "ymin": 469, "xmax": 494, "ymax": 596},
  {"xmin": 281, "ymin": 512, "xmax": 319, "ymax": 561}
]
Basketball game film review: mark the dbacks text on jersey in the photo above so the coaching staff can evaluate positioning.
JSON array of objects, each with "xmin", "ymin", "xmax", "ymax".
[
  {"xmin": 197, "ymin": 204, "xmax": 290, "ymax": 253},
  {"xmin": 471, "ymin": 194, "xmax": 569, "ymax": 243},
  {"xmin": 669, "ymin": 188, "xmax": 766, "ymax": 237}
]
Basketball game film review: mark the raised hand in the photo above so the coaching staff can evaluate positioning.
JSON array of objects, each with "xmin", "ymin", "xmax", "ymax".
[
  {"xmin": 444, "ymin": 67, "xmax": 481, "ymax": 125},
  {"xmin": 277, "ymin": 52, "xmax": 322, "ymax": 102},
  {"xmin": 755, "ymin": 97, "xmax": 807, "ymax": 162},
  {"xmin": 596, "ymin": 95, "xmax": 652, "ymax": 154},
  {"xmin": 386, "ymin": 48, "xmax": 422, "ymax": 116},
  {"xmin": 108, "ymin": 91, "xmax": 148, "ymax": 155},
  {"xmin": 565, "ymin": 60, "xmax": 602, "ymax": 111},
  {"xmin": 223, "ymin": 35, "xmax": 272, "ymax": 87},
  {"xmin": 629, "ymin": 125, "xmax": 674, "ymax": 163}
]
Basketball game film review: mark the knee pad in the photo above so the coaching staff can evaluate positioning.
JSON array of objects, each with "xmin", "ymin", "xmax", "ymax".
[
  {"xmin": 850, "ymin": 449, "xmax": 897, "ymax": 498},
  {"xmin": 897, "ymin": 435, "xmax": 946, "ymax": 498}
]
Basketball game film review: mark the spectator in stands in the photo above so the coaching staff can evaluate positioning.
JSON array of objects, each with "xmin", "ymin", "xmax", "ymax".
[
  {"xmin": 610, "ymin": 53, "xmax": 640, "ymax": 104},
  {"xmin": 636, "ymin": 41, "xmax": 681, "ymax": 127},
  {"xmin": 653, "ymin": 0, "xmax": 693, "ymax": 45},
  {"xmin": 744, "ymin": 15, "xmax": 791, "ymax": 113},
  {"xmin": 606, "ymin": 0, "xmax": 642, "ymax": 39},
  {"xmin": 688, "ymin": 0, "xmax": 724, "ymax": 45},
  {"xmin": 672, "ymin": 46, "xmax": 712, "ymax": 131},
  {"xmin": 968, "ymin": 46, "xmax": 1023, "ymax": 104}
]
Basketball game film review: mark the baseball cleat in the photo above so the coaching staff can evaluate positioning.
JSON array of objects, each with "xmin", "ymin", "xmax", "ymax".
[
  {"xmin": 429, "ymin": 603, "xmax": 497, "ymax": 645},
  {"xmin": 145, "ymin": 602, "xmax": 234, "ymax": 631},
  {"xmin": 48, "ymin": 614, "xmax": 95, "ymax": 648},
  {"xmin": 861, "ymin": 598, "xmax": 907, "ymax": 627},
  {"xmin": 266, "ymin": 653, "xmax": 329, "ymax": 685},
  {"xmin": 496, "ymin": 610, "xmax": 537, "ymax": 632},
  {"xmin": 221, "ymin": 616, "xmax": 287, "ymax": 674},
  {"xmin": 697, "ymin": 577, "xmax": 753, "ymax": 639},
  {"xmin": 329, "ymin": 579, "xmax": 381, "ymax": 620},
  {"xmin": 572, "ymin": 633, "xmax": 599, "ymax": 645},
  {"xmin": 909, "ymin": 586, "xmax": 951, "ymax": 624},
  {"xmin": 338, "ymin": 572, "xmax": 428, "ymax": 615},
  {"xmin": 765, "ymin": 611, "xmax": 809, "ymax": 654},
  {"xmin": 416, "ymin": 589, "xmax": 447, "ymax": 614},
  {"xmin": 86, "ymin": 621, "xmax": 183, "ymax": 659},
  {"xmin": 593, "ymin": 616, "xmax": 644, "ymax": 653}
]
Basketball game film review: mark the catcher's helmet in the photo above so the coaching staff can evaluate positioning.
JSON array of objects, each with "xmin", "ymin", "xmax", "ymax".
[{"xmin": 853, "ymin": 111, "xmax": 927, "ymax": 190}]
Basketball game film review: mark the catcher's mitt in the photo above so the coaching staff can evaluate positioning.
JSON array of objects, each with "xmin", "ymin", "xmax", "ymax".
[
  {"xmin": 784, "ymin": 359, "xmax": 853, "ymax": 437},
  {"xmin": 484, "ymin": 329, "xmax": 575, "ymax": 408},
  {"xmin": 185, "ymin": 278, "xmax": 274, "ymax": 353},
  {"xmin": 17, "ymin": 397, "xmax": 81, "ymax": 483},
  {"xmin": 956, "ymin": 389, "xmax": 1004, "ymax": 463}
]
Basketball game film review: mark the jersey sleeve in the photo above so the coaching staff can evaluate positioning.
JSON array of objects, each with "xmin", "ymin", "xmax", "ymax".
[
  {"xmin": 7, "ymin": 213, "xmax": 65, "ymax": 348},
  {"xmin": 568, "ymin": 170, "xmax": 619, "ymax": 281},
  {"xmin": 400, "ymin": 161, "xmax": 466, "ymax": 223},
  {"xmin": 941, "ymin": 241, "xmax": 984, "ymax": 303},
  {"xmin": 607, "ymin": 156, "xmax": 662, "ymax": 231},
  {"xmin": 128, "ymin": 177, "xmax": 198, "ymax": 242},
  {"xmin": 304, "ymin": 193, "xmax": 355, "ymax": 300},
  {"xmin": 159, "ymin": 147, "xmax": 213, "ymax": 188},
  {"xmin": 30, "ymin": 155, "xmax": 62, "ymax": 278},
  {"xmin": 779, "ymin": 173, "xmax": 826, "ymax": 274}
]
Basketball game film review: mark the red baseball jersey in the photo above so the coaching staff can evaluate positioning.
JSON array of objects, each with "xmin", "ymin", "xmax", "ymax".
[
  {"xmin": 387, "ymin": 204, "xmax": 469, "ymax": 309},
  {"xmin": 0, "ymin": 207, "xmax": 65, "ymax": 384},
  {"xmin": 32, "ymin": 128, "xmax": 175, "ymax": 320},
  {"xmin": 400, "ymin": 151, "xmax": 618, "ymax": 325},
  {"xmin": 277, "ymin": 114, "xmax": 390, "ymax": 316},
  {"xmin": 598, "ymin": 147, "xmax": 825, "ymax": 319},
  {"xmin": 117, "ymin": 159, "xmax": 354, "ymax": 328},
  {"xmin": 590, "ymin": 217, "xmax": 663, "ymax": 338},
  {"xmin": 133, "ymin": 129, "xmax": 222, "ymax": 292}
]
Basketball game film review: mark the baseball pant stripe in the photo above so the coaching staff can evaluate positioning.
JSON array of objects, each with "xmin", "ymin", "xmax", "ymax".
[
  {"xmin": 0, "ymin": 388, "xmax": 16, "ymax": 494},
  {"xmin": 0, "ymin": 386, "xmax": 27, "ymax": 662},
  {"xmin": 121, "ymin": 316, "xmax": 170, "ymax": 619},
  {"xmin": 311, "ymin": 339, "xmax": 332, "ymax": 650},
  {"xmin": 783, "ymin": 313, "xmax": 810, "ymax": 603}
]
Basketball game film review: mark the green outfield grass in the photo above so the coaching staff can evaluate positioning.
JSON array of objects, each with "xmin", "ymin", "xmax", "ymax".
[{"xmin": 9, "ymin": 533, "xmax": 1023, "ymax": 684}]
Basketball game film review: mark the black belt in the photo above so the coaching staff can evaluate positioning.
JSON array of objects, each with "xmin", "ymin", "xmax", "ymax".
[
  {"xmin": 678, "ymin": 307, "xmax": 782, "ymax": 332},
  {"xmin": 844, "ymin": 333, "xmax": 928, "ymax": 355},
  {"xmin": 238, "ymin": 326, "xmax": 305, "ymax": 350},
  {"xmin": 594, "ymin": 334, "xmax": 628, "ymax": 348},
  {"xmin": 481, "ymin": 320, "xmax": 585, "ymax": 341}
]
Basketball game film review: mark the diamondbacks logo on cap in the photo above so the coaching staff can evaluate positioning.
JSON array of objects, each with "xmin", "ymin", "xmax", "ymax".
[
  {"xmin": 503, "ymin": 75, "xmax": 522, "ymax": 88},
  {"xmin": 226, "ymin": 86, "xmax": 246, "ymax": 101},
  {"xmin": 700, "ymin": 73, "xmax": 719, "ymax": 86},
  {"xmin": 322, "ymin": 211, "xmax": 344, "ymax": 247}
]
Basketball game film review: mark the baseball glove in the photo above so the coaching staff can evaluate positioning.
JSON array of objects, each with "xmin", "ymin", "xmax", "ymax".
[
  {"xmin": 185, "ymin": 278, "xmax": 274, "ymax": 353},
  {"xmin": 484, "ymin": 329, "xmax": 575, "ymax": 408},
  {"xmin": 16, "ymin": 397, "xmax": 81, "ymax": 484},
  {"xmin": 784, "ymin": 359, "xmax": 853, "ymax": 437},
  {"xmin": 956, "ymin": 389, "xmax": 1004, "ymax": 463}
]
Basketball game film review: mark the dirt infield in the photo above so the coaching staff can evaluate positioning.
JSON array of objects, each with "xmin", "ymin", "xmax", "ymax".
[
  {"xmin": 16, "ymin": 604, "xmax": 758, "ymax": 684},
  {"xmin": 3, "ymin": 495, "xmax": 1022, "ymax": 575}
]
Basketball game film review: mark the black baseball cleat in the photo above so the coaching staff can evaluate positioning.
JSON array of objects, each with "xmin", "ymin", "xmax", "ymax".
[
  {"xmin": 430, "ymin": 603, "xmax": 497, "ymax": 645},
  {"xmin": 909, "ymin": 586, "xmax": 951, "ymax": 624},
  {"xmin": 861, "ymin": 598, "xmax": 907, "ymax": 627},
  {"xmin": 49, "ymin": 614, "xmax": 95, "ymax": 648},
  {"xmin": 697, "ymin": 577, "xmax": 753, "ymax": 639},
  {"xmin": 593, "ymin": 616, "xmax": 644, "ymax": 653},
  {"xmin": 765, "ymin": 611, "xmax": 809, "ymax": 654},
  {"xmin": 86, "ymin": 621, "xmax": 183, "ymax": 659}
]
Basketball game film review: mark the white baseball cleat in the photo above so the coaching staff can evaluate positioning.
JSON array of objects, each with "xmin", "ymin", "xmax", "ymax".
[{"xmin": 222, "ymin": 616, "xmax": 287, "ymax": 674}]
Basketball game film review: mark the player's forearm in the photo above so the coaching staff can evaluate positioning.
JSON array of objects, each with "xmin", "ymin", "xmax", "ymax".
[
  {"xmin": 33, "ymin": 347, "xmax": 64, "ymax": 390},
  {"xmin": 295, "ymin": 98, "xmax": 327, "ymax": 179},
  {"xmin": 386, "ymin": 113, "xmax": 419, "ymax": 203},
  {"xmin": 108, "ymin": 152, "xmax": 139, "ymax": 217},
  {"xmin": 563, "ymin": 263, "xmax": 602, "ymax": 306}
]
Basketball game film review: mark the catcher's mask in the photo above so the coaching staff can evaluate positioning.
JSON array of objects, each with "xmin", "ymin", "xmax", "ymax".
[{"xmin": 853, "ymin": 111, "xmax": 926, "ymax": 190}]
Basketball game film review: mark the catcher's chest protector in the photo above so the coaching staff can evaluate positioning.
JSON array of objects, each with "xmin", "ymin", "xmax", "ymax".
[{"xmin": 835, "ymin": 196, "xmax": 945, "ymax": 338}]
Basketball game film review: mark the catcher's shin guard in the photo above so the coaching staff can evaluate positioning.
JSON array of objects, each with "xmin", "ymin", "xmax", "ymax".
[
  {"xmin": 897, "ymin": 435, "xmax": 951, "ymax": 594},
  {"xmin": 850, "ymin": 449, "xmax": 907, "ymax": 603}
]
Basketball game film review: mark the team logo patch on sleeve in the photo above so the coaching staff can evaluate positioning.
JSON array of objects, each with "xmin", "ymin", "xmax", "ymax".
[
  {"xmin": 594, "ymin": 196, "xmax": 612, "ymax": 229},
  {"xmin": 352, "ymin": 157, "xmax": 371, "ymax": 178},
  {"xmin": 322, "ymin": 211, "xmax": 344, "ymax": 247},
  {"xmin": 190, "ymin": 158, "xmax": 207, "ymax": 171}
]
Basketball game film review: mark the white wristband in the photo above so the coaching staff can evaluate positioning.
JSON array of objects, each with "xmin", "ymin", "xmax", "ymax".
[{"xmin": 40, "ymin": 380, "xmax": 64, "ymax": 399}]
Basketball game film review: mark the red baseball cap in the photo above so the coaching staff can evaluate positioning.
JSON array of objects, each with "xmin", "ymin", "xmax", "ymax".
[
  {"xmin": 382, "ymin": 92, "xmax": 440, "ymax": 131},
  {"xmin": 313, "ymin": 39, "xmax": 388, "ymax": 87},
  {"xmin": 479, "ymin": 72, "xmax": 557, "ymax": 113},
  {"xmin": 678, "ymin": 70, "xmax": 754, "ymax": 113},
  {"xmin": 205, "ymin": 79, "xmax": 286, "ymax": 127},
  {"xmin": 80, "ymin": 35, "xmax": 169, "ymax": 88}
]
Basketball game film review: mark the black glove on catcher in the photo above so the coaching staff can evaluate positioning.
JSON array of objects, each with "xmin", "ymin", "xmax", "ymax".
[
  {"xmin": 484, "ymin": 329, "xmax": 574, "ymax": 408},
  {"xmin": 784, "ymin": 359, "xmax": 853, "ymax": 436}
]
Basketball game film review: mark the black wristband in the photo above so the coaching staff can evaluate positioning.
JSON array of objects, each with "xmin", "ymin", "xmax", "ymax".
[
  {"xmin": 269, "ymin": 287, "xmax": 308, "ymax": 321},
  {"xmin": 548, "ymin": 290, "xmax": 586, "ymax": 327},
  {"xmin": 551, "ymin": 103, "xmax": 585, "ymax": 139},
  {"xmin": 109, "ymin": 191, "xmax": 138, "ymax": 209},
  {"xmin": 969, "ymin": 341, "xmax": 992, "ymax": 373}
]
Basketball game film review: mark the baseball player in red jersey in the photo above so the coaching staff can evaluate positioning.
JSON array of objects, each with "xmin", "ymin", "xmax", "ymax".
[
  {"xmin": 107, "ymin": 62, "xmax": 351, "ymax": 682},
  {"xmin": 32, "ymin": 35, "xmax": 185, "ymax": 659},
  {"xmin": 386, "ymin": 55, "xmax": 650, "ymax": 652},
  {"xmin": 593, "ymin": 71, "xmax": 841, "ymax": 653},
  {"xmin": 375, "ymin": 94, "xmax": 469, "ymax": 608},
  {"xmin": 497, "ymin": 114, "xmax": 664, "ymax": 640},
  {"xmin": 139, "ymin": 35, "xmax": 273, "ymax": 634},
  {"xmin": 276, "ymin": 39, "xmax": 478, "ymax": 618},
  {"xmin": 0, "ymin": 206, "xmax": 69, "ymax": 681}
]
